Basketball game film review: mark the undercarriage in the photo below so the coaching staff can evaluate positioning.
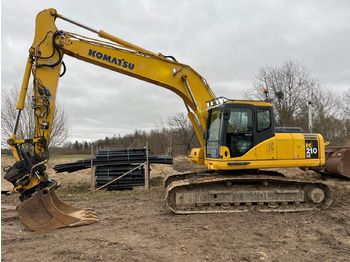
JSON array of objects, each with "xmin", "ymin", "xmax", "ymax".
[{"xmin": 164, "ymin": 171, "xmax": 333, "ymax": 214}]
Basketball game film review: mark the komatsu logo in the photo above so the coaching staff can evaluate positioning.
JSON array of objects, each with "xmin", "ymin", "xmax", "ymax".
[{"xmin": 88, "ymin": 49, "xmax": 135, "ymax": 70}]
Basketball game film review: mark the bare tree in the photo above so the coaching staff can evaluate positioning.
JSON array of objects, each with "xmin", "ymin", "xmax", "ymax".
[
  {"xmin": 168, "ymin": 113, "xmax": 192, "ymax": 146},
  {"xmin": 1, "ymin": 85, "xmax": 70, "ymax": 148},
  {"xmin": 245, "ymin": 60, "xmax": 347, "ymax": 145},
  {"xmin": 246, "ymin": 60, "xmax": 316, "ymax": 127},
  {"xmin": 344, "ymin": 88, "xmax": 350, "ymax": 115},
  {"xmin": 155, "ymin": 120, "xmax": 173, "ymax": 155},
  {"xmin": 246, "ymin": 60, "xmax": 339, "ymax": 126}
]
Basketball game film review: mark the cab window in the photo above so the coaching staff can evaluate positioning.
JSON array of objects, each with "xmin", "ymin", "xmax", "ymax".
[
  {"xmin": 257, "ymin": 109, "xmax": 271, "ymax": 132},
  {"xmin": 227, "ymin": 108, "xmax": 253, "ymax": 133},
  {"xmin": 226, "ymin": 108, "xmax": 253, "ymax": 157}
]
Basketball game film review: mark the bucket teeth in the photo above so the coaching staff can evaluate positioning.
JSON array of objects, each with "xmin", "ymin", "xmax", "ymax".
[
  {"xmin": 17, "ymin": 181, "xmax": 98, "ymax": 231},
  {"xmin": 68, "ymin": 216, "xmax": 100, "ymax": 227}
]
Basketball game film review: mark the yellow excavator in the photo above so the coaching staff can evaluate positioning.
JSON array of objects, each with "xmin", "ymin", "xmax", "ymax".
[{"xmin": 5, "ymin": 8, "xmax": 342, "ymax": 231}]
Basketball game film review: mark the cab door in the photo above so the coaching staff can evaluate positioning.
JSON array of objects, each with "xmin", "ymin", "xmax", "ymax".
[
  {"xmin": 222, "ymin": 104, "xmax": 275, "ymax": 158},
  {"xmin": 223, "ymin": 106, "xmax": 254, "ymax": 157}
]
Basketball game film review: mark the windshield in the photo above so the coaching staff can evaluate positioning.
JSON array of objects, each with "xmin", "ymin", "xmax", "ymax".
[
  {"xmin": 206, "ymin": 108, "xmax": 222, "ymax": 158},
  {"xmin": 207, "ymin": 108, "xmax": 221, "ymax": 141}
]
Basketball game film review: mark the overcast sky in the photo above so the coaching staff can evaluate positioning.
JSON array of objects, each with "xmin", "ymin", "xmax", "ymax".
[{"xmin": 2, "ymin": 1, "xmax": 350, "ymax": 143}]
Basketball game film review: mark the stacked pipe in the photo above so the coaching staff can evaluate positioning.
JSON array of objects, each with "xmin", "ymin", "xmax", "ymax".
[
  {"xmin": 54, "ymin": 148, "xmax": 173, "ymax": 189},
  {"xmin": 95, "ymin": 164, "xmax": 146, "ymax": 189},
  {"xmin": 54, "ymin": 148, "xmax": 172, "ymax": 173}
]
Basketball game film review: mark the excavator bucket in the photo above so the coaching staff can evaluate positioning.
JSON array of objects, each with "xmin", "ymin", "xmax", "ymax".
[
  {"xmin": 323, "ymin": 147, "xmax": 350, "ymax": 179},
  {"xmin": 17, "ymin": 181, "xmax": 98, "ymax": 231},
  {"xmin": 307, "ymin": 147, "xmax": 350, "ymax": 179}
]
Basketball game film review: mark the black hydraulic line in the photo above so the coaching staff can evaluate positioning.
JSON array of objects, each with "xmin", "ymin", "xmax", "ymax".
[
  {"xmin": 164, "ymin": 55, "xmax": 177, "ymax": 62},
  {"xmin": 35, "ymin": 31, "xmax": 63, "ymax": 68},
  {"xmin": 60, "ymin": 61, "xmax": 66, "ymax": 77}
]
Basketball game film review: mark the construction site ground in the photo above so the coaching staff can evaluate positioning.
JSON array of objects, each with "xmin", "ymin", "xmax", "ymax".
[{"xmin": 2, "ymin": 155, "xmax": 350, "ymax": 261}]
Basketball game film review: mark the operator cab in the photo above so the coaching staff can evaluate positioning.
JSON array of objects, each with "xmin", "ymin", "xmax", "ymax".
[{"xmin": 205, "ymin": 100, "xmax": 275, "ymax": 159}]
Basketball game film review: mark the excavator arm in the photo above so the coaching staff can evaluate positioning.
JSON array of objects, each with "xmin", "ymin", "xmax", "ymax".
[
  {"xmin": 7, "ymin": 8, "xmax": 216, "ymax": 193},
  {"xmin": 5, "ymin": 8, "xmax": 215, "ymax": 231}
]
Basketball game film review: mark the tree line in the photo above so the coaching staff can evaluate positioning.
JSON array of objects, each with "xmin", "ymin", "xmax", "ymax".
[
  {"xmin": 55, "ymin": 113, "xmax": 199, "ymax": 156},
  {"xmin": 2, "ymin": 59, "xmax": 349, "ymax": 156}
]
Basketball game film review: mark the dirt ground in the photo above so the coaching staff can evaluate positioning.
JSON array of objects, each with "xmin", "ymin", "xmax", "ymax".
[{"xmin": 2, "ymin": 156, "xmax": 350, "ymax": 262}]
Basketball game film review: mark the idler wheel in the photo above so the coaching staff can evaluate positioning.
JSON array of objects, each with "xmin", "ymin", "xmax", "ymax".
[{"xmin": 307, "ymin": 187, "xmax": 325, "ymax": 203}]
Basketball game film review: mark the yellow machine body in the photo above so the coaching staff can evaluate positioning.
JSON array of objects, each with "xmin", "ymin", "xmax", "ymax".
[{"xmin": 204, "ymin": 133, "xmax": 325, "ymax": 170}]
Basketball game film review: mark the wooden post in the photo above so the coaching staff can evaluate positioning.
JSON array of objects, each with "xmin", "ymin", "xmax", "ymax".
[
  {"xmin": 144, "ymin": 143, "xmax": 150, "ymax": 189},
  {"xmin": 90, "ymin": 144, "xmax": 95, "ymax": 192}
]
